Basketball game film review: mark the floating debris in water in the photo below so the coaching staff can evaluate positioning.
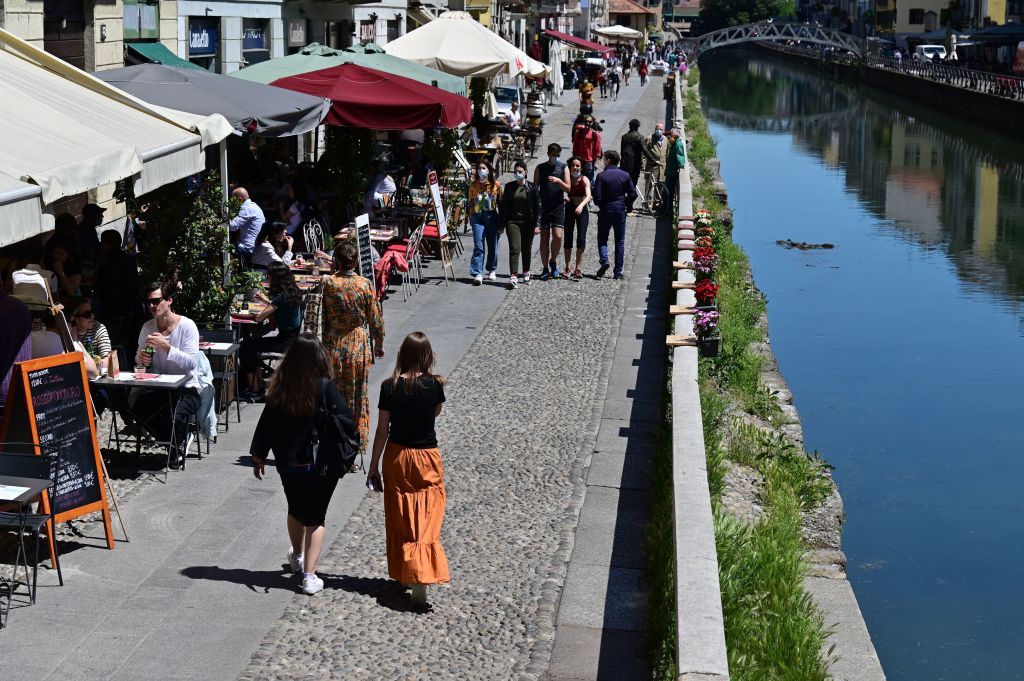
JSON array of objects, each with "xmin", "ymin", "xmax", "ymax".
[{"xmin": 777, "ymin": 239, "xmax": 835, "ymax": 250}]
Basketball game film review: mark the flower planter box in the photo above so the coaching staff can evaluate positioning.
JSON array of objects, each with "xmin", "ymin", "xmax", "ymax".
[{"xmin": 697, "ymin": 334, "xmax": 721, "ymax": 358}]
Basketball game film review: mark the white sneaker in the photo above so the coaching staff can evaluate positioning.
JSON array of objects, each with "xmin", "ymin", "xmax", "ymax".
[
  {"xmin": 302, "ymin": 574, "xmax": 324, "ymax": 595},
  {"xmin": 523, "ymin": 271, "xmax": 531, "ymax": 284},
  {"xmin": 506, "ymin": 275, "xmax": 519, "ymax": 290},
  {"xmin": 487, "ymin": 271, "xmax": 497, "ymax": 281},
  {"xmin": 287, "ymin": 549, "xmax": 303, "ymax": 573},
  {"xmin": 473, "ymin": 275, "xmax": 483, "ymax": 286}
]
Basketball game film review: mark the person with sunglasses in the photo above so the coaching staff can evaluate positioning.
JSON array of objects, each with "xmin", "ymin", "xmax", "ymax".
[
  {"xmin": 131, "ymin": 279, "xmax": 205, "ymax": 469},
  {"xmin": 68, "ymin": 296, "xmax": 111, "ymax": 368}
]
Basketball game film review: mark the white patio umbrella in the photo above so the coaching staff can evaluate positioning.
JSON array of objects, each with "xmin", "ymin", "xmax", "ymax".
[
  {"xmin": 594, "ymin": 25, "xmax": 643, "ymax": 40},
  {"xmin": 385, "ymin": 11, "xmax": 549, "ymax": 78}
]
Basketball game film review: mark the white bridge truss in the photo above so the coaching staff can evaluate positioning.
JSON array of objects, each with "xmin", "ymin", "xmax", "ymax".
[{"xmin": 681, "ymin": 22, "xmax": 865, "ymax": 59}]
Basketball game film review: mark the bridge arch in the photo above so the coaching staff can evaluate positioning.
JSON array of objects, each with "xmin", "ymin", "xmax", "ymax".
[{"xmin": 680, "ymin": 22, "xmax": 864, "ymax": 60}]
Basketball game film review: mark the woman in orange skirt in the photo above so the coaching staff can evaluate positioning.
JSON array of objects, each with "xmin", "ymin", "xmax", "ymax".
[{"xmin": 368, "ymin": 331, "xmax": 449, "ymax": 608}]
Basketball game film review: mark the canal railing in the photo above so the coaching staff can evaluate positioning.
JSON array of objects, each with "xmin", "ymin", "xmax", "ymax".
[
  {"xmin": 867, "ymin": 55, "xmax": 1024, "ymax": 101},
  {"xmin": 759, "ymin": 40, "xmax": 1024, "ymax": 102},
  {"xmin": 669, "ymin": 75, "xmax": 731, "ymax": 681}
]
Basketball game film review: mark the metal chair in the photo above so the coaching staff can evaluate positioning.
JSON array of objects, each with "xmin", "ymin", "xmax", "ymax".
[
  {"xmin": 198, "ymin": 327, "xmax": 241, "ymax": 430},
  {"xmin": 0, "ymin": 445, "xmax": 63, "ymax": 615},
  {"xmin": 302, "ymin": 217, "xmax": 325, "ymax": 255}
]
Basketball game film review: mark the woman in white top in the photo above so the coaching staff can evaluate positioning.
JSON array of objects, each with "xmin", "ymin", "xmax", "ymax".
[
  {"xmin": 130, "ymin": 279, "xmax": 204, "ymax": 470},
  {"xmin": 251, "ymin": 222, "xmax": 294, "ymax": 269}
]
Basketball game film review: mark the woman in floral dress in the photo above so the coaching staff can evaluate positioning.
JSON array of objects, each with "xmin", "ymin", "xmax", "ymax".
[{"xmin": 321, "ymin": 243, "xmax": 385, "ymax": 456}]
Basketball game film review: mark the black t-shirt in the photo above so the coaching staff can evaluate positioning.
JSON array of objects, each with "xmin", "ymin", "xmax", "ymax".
[{"xmin": 378, "ymin": 375, "xmax": 446, "ymax": 449}]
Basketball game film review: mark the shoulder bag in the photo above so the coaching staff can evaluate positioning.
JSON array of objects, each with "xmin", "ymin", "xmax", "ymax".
[{"xmin": 312, "ymin": 379, "xmax": 361, "ymax": 477}]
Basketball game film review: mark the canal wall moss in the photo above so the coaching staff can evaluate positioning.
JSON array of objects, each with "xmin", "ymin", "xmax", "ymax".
[{"xmin": 681, "ymin": 69, "xmax": 887, "ymax": 680}]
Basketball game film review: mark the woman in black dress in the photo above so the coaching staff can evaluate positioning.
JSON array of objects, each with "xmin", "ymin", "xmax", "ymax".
[{"xmin": 250, "ymin": 333, "xmax": 357, "ymax": 595}]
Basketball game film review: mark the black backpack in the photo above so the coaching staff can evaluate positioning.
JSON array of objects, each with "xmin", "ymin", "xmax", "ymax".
[{"xmin": 311, "ymin": 379, "xmax": 360, "ymax": 477}]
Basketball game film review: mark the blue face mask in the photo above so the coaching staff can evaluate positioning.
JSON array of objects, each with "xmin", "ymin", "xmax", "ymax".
[
  {"xmin": 549, "ymin": 155, "xmax": 559, "ymax": 163},
  {"xmin": 655, "ymin": 130, "xmax": 663, "ymax": 139},
  {"xmin": 515, "ymin": 171, "xmax": 526, "ymax": 181},
  {"xmin": 478, "ymin": 168, "xmax": 489, "ymax": 180}
]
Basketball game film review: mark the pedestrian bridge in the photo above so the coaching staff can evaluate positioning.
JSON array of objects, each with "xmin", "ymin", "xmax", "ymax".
[{"xmin": 681, "ymin": 22, "xmax": 864, "ymax": 60}]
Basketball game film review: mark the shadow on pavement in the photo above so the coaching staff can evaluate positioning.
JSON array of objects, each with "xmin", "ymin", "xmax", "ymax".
[
  {"xmin": 179, "ymin": 565, "xmax": 297, "ymax": 594},
  {"xmin": 321, "ymin": 573, "xmax": 424, "ymax": 613}
]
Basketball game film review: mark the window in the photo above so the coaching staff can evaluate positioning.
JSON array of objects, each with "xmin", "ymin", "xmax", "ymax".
[
  {"xmin": 387, "ymin": 19, "xmax": 401, "ymax": 42},
  {"xmin": 908, "ymin": 8, "xmax": 925, "ymax": 24},
  {"xmin": 123, "ymin": 0, "xmax": 160, "ymax": 40}
]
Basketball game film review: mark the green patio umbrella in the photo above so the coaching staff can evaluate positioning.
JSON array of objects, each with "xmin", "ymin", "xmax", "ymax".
[{"xmin": 230, "ymin": 42, "xmax": 467, "ymax": 96}]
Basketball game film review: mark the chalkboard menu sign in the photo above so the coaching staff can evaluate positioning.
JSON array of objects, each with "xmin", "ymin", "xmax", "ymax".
[
  {"xmin": 355, "ymin": 213, "xmax": 375, "ymax": 291},
  {"xmin": 0, "ymin": 353, "xmax": 114, "ymax": 549}
]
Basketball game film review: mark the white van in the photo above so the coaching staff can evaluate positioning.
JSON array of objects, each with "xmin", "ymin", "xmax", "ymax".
[{"xmin": 913, "ymin": 44, "xmax": 947, "ymax": 61}]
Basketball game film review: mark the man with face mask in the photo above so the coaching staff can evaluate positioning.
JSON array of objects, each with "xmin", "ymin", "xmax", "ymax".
[
  {"xmin": 499, "ymin": 160, "xmax": 542, "ymax": 289},
  {"xmin": 645, "ymin": 123, "xmax": 667, "ymax": 197},
  {"xmin": 533, "ymin": 143, "xmax": 571, "ymax": 281},
  {"xmin": 572, "ymin": 115, "xmax": 603, "ymax": 185},
  {"xmin": 592, "ymin": 150, "xmax": 637, "ymax": 281}
]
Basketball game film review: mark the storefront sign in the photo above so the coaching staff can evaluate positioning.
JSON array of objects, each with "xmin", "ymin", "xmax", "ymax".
[
  {"xmin": 427, "ymin": 171, "xmax": 448, "ymax": 238},
  {"xmin": 360, "ymin": 20, "xmax": 376, "ymax": 42},
  {"xmin": 189, "ymin": 19, "xmax": 218, "ymax": 57},
  {"xmin": 242, "ymin": 24, "xmax": 266, "ymax": 50},
  {"xmin": 288, "ymin": 19, "xmax": 307, "ymax": 47}
]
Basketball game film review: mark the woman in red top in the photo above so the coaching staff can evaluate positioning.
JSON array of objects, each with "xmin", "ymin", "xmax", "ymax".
[
  {"xmin": 564, "ymin": 156, "xmax": 593, "ymax": 281},
  {"xmin": 638, "ymin": 59, "xmax": 649, "ymax": 86}
]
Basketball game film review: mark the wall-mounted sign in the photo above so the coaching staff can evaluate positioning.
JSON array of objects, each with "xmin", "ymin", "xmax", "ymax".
[
  {"xmin": 188, "ymin": 18, "xmax": 218, "ymax": 57},
  {"xmin": 288, "ymin": 18, "xmax": 307, "ymax": 47},
  {"xmin": 360, "ymin": 20, "xmax": 376, "ymax": 42},
  {"xmin": 242, "ymin": 22, "xmax": 266, "ymax": 50}
]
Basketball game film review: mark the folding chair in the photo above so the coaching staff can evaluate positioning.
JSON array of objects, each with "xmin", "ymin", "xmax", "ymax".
[{"xmin": 0, "ymin": 446, "xmax": 63, "ymax": 611}]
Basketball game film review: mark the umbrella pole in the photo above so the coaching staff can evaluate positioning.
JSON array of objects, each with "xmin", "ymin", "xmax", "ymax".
[{"xmin": 220, "ymin": 139, "xmax": 230, "ymax": 287}]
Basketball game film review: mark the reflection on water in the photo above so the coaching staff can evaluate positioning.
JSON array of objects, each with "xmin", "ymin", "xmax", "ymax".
[
  {"xmin": 700, "ymin": 50, "xmax": 1024, "ymax": 681},
  {"xmin": 705, "ymin": 56, "xmax": 1024, "ymax": 309}
]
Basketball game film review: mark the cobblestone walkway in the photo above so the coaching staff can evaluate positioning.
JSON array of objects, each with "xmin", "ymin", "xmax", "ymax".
[{"xmin": 239, "ymin": 216, "xmax": 648, "ymax": 681}]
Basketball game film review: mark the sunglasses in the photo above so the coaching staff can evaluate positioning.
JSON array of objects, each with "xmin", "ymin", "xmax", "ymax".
[{"xmin": 147, "ymin": 297, "xmax": 164, "ymax": 307}]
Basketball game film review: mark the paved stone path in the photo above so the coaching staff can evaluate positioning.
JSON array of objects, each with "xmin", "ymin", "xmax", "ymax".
[
  {"xmin": 0, "ymin": 76, "xmax": 667, "ymax": 681},
  {"xmin": 239, "ymin": 79, "xmax": 668, "ymax": 681}
]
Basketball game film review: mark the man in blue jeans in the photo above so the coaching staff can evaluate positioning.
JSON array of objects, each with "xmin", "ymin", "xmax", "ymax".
[{"xmin": 592, "ymin": 150, "xmax": 637, "ymax": 280}]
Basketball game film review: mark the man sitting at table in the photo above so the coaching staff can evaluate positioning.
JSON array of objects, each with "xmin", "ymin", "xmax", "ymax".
[
  {"xmin": 129, "ymin": 279, "xmax": 209, "ymax": 470},
  {"xmin": 363, "ymin": 160, "xmax": 397, "ymax": 215},
  {"xmin": 229, "ymin": 188, "xmax": 265, "ymax": 263},
  {"xmin": 503, "ymin": 102, "xmax": 522, "ymax": 131}
]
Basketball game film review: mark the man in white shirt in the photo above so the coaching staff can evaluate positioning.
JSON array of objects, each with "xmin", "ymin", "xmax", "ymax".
[
  {"xmin": 228, "ymin": 187, "xmax": 265, "ymax": 259},
  {"xmin": 364, "ymin": 160, "xmax": 397, "ymax": 214},
  {"xmin": 504, "ymin": 102, "xmax": 522, "ymax": 131}
]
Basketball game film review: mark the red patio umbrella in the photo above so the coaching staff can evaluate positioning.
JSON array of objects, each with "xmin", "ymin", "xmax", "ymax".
[{"xmin": 271, "ymin": 62, "xmax": 472, "ymax": 130}]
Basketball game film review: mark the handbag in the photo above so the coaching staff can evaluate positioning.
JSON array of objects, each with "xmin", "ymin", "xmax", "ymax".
[{"xmin": 312, "ymin": 378, "xmax": 361, "ymax": 477}]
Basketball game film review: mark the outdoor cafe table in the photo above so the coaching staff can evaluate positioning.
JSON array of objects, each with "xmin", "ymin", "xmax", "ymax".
[
  {"xmin": 90, "ymin": 372, "xmax": 189, "ymax": 478},
  {"xmin": 0, "ymin": 475, "xmax": 51, "ymax": 629}
]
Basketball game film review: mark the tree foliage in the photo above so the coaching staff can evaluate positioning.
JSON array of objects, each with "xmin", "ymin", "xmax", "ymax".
[{"xmin": 698, "ymin": 0, "xmax": 795, "ymax": 33}]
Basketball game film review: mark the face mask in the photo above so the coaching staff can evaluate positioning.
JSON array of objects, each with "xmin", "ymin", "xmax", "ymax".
[
  {"xmin": 477, "ymin": 168, "xmax": 489, "ymax": 180},
  {"xmin": 571, "ymin": 170, "xmax": 581, "ymax": 178},
  {"xmin": 515, "ymin": 171, "xmax": 526, "ymax": 181},
  {"xmin": 549, "ymin": 155, "xmax": 559, "ymax": 163},
  {"xmin": 655, "ymin": 130, "xmax": 663, "ymax": 139}
]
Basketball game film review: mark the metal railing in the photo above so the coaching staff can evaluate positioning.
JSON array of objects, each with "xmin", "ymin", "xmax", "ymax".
[
  {"xmin": 867, "ymin": 55, "xmax": 1024, "ymax": 101},
  {"xmin": 761, "ymin": 41, "xmax": 1024, "ymax": 102}
]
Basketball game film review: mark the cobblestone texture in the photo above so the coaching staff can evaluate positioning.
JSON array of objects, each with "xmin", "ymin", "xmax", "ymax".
[{"xmin": 237, "ymin": 218, "xmax": 646, "ymax": 681}]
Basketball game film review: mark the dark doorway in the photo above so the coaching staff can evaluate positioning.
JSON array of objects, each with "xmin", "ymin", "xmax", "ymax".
[{"xmin": 44, "ymin": 0, "xmax": 87, "ymax": 69}]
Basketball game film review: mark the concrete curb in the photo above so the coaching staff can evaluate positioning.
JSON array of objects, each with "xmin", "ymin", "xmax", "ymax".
[{"xmin": 670, "ymin": 76, "xmax": 731, "ymax": 681}]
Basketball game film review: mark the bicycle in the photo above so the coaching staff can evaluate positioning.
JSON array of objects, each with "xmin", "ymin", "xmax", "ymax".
[{"xmin": 639, "ymin": 168, "xmax": 670, "ymax": 218}]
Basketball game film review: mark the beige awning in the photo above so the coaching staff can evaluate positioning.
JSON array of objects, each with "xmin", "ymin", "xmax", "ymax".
[
  {"xmin": 0, "ymin": 173, "xmax": 49, "ymax": 249},
  {"xmin": 386, "ymin": 11, "xmax": 550, "ymax": 78},
  {"xmin": 0, "ymin": 27, "xmax": 233, "ymax": 214}
]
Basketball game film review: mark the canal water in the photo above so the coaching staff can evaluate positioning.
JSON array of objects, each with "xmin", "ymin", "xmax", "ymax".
[{"xmin": 698, "ymin": 50, "xmax": 1024, "ymax": 680}]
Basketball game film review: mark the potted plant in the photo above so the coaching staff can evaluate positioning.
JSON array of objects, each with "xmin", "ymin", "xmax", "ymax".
[
  {"xmin": 693, "ymin": 309, "xmax": 721, "ymax": 358},
  {"xmin": 693, "ymin": 248, "xmax": 719, "ymax": 281},
  {"xmin": 695, "ymin": 279, "xmax": 719, "ymax": 306},
  {"xmin": 695, "ymin": 235, "xmax": 713, "ymax": 249},
  {"xmin": 233, "ymin": 270, "xmax": 265, "ymax": 302}
]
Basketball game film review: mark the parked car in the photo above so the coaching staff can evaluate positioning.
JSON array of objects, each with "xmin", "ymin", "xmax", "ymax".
[
  {"xmin": 913, "ymin": 44, "xmax": 947, "ymax": 61},
  {"xmin": 650, "ymin": 59, "xmax": 670, "ymax": 74},
  {"xmin": 492, "ymin": 85, "xmax": 524, "ymax": 121}
]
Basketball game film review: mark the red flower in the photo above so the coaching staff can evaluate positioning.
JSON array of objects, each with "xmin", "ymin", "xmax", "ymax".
[{"xmin": 695, "ymin": 279, "xmax": 718, "ymax": 304}]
